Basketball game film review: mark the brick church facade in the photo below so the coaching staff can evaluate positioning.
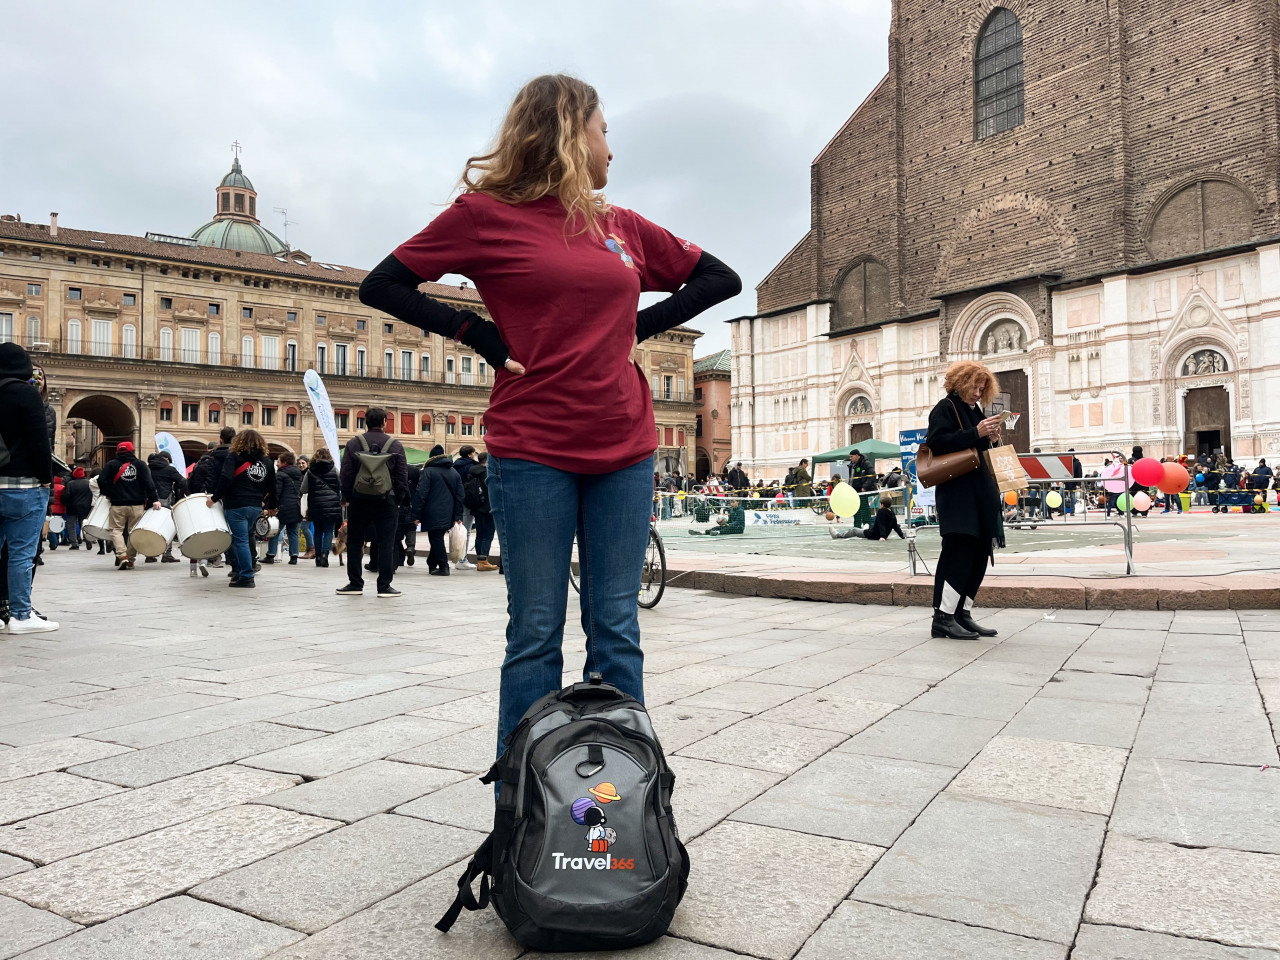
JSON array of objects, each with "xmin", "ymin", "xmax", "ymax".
[{"xmin": 731, "ymin": 0, "xmax": 1280, "ymax": 476}]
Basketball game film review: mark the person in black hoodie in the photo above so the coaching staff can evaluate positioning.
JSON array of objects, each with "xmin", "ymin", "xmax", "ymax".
[
  {"xmin": 0, "ymin": 342, "xmax": 58, "ymax": 633},
  {"xmin": 208, "ymin": 428, "xmax": 277, "ymax": 588},
  {"xmin": 265, "ymin": 451, "xmax": 303, "ymax": 565},
  {"xmin": 467, "ymin": 453, "xmax": 498, "ymax": 571},
  {"xmin": 300, "ymin": 447, "xmax": 342, "ymax": 567},
  {"xmin": 829, "ymin": 502, "xmax": 905, "ymax": 541},
  {"xmin": 63, "ymin": 467, "xmax": 93, "ymax": 550},
  {"xmin": 99, "ymin": 441, "xmax": 160, "ymax": 571},
  {"xmin": 189, "ymin": 428, "xmax": 236, "ymax": 569},
  {"xmin": 417, "ymin": 444, "xmax": 464, "ymax": 575},
  {"xmin": 146, "ymin": 451, "xmax": 188, "ymax": 563}
]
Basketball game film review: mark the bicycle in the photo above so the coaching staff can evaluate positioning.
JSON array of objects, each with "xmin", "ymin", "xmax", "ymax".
[{"xmin": 568, "ymin": 519, "xmax": 667, "ymax": 609}]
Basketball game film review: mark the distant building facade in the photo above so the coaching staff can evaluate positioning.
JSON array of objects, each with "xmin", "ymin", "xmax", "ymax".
[
  {"xmin": 693, "ymin": 348, "xmax": 732, "ymax": 481},
  {"xmin": 732, "ymin": 0, "xmax": 1280, "ymax": 476},
  {"xmin": 0, "ymin": 155, "xmax": 699, "ymax": 470}
]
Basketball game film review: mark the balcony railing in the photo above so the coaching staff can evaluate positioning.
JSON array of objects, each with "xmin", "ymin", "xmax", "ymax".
[
  {"xmin": 0, "ymin": 333, "xmax": 489, "ymax": 388},
  {"xmin": 652, "ymin": 388, "xmax": 688, "ymax": 402}
]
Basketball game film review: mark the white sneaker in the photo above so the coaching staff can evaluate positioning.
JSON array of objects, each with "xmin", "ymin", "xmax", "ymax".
[
  {"xmin": 8, "ymin": 615, "xmax": 59, "ymax": 634},
  {"xmin": 189, "ymin": 566, "xmax": 198, "ymax": 578},
  {"xmin": 456, "ymin": 560, "xmax": 476, "ymax": 570}
]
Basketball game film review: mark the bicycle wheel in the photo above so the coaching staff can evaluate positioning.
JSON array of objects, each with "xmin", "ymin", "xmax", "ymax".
[{"xmin": 638, "ymin": 525, "xmax": 666, "ymax": 609}]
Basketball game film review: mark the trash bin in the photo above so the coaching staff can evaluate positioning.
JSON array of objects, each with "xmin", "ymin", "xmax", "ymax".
[{"xmin": 1179, "ymin": 492, "xmax": 1191, "ymax": 511}]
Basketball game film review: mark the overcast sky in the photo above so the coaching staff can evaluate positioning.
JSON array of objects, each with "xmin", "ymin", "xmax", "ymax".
[{"xmin": 3, "ymin": 0, "xmax": 890, "ymax": 355}]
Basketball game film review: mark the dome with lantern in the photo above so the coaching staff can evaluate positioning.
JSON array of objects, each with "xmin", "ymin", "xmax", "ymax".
[{"xmin": 189, "ymin": 153, "xmax": 287, "ymax": 255}]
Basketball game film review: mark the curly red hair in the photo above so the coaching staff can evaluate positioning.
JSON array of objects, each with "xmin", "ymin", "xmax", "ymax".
[{"xmin": 943, "ymin": 361, "xmax": 1000, "ymax": 406}]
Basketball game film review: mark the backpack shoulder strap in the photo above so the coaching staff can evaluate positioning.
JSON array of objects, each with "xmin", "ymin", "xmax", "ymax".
[
  {"xmin": 357, "ymin": 433, "xmax": 371, "ymax": 453},
  {"xmin": 435, "ymin": 835, "xmax": 494, "ymax": 933}
]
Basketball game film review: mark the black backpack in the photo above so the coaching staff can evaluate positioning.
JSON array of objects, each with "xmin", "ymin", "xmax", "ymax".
[
  {"xmin": 437, "ymin": 675, "xmax": 689, "ymax": 951},
  {"xmin": 463, "ymin": 471, "xmax": 489, "ymax": 513}
]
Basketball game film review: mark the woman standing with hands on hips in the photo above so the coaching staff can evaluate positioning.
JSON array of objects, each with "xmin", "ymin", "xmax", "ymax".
[
  {"xmin": 924, "ymin": 361, "xmax": 1005, "ymax": 640},
  {"xmin": 360, "ymin": 75, "xmax": 741, "ymax": 749}
]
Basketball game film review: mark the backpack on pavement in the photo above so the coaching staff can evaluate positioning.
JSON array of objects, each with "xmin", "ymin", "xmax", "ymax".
[
  {"xmin": 352, "ymin": 434, "xmax": 396, "ymax": 497},
  {"xmin": 437, "ymin": 675, "xmax": 689, "ymax": 951}
]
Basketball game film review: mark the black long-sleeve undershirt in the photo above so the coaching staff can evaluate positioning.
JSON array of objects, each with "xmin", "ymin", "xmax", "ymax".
[
  {"xmin": 635, "ymin": 250, "xmax": 741, "ymax": 343},
  {"xmin": 359, "ymin": 249, "xmax": 741, "ymax": 367}
]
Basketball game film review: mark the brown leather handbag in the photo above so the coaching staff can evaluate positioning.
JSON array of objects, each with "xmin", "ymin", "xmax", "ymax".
[{"xmin": 916, "ymin": 400, "xmax": 981, "ymax": 489}]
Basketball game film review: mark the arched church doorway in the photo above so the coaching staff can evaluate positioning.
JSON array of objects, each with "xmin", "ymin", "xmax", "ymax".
[
  {"xmin": 988, "ymin": 370, "xmax": 1030, "ymax": 453},
  {"xmin": 695, "ymin": 448, "xmax": 711, "ymax": 482},
  {"xmin": 848, "ymin": 422, "xmax": 873, "ymax": 446},
  {"xmin": 65, "ymin": 394, "xmax": 136, "ymax": 469},
  {"xmin": 1184, "ymin": 386, "xmax": 1231, "ymax": 460}
]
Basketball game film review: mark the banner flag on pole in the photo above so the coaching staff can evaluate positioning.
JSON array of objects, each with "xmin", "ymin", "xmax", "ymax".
[
  {"xmin": 154, "ymin": 432, "xmax": 187, "ymax": 476},
  {"xmin": 303, "ymin": 369, "xmax": 341, "ymax": 464}
]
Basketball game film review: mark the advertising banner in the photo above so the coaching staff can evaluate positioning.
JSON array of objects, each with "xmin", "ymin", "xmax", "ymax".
[{"xmin": 303, "ymin": 369, "xmax": 341, "ymax": 463}]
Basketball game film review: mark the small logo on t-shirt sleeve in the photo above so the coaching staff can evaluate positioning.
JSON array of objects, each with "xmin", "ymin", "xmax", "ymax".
[{"xmin": 605, "ymin": 235, "xmax": 635, "ymax": 270}]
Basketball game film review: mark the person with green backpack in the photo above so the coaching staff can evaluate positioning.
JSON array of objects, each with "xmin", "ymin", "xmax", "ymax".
[{"xmin": 336, "ymin": 407, "xmax": 408, "ymax": 598}]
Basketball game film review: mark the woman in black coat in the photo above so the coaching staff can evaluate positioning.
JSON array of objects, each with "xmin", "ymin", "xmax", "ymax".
[
  {"xmin": 416, "ymin": 445, "xmax": 464, "ymax": 575},
  {"xmin": 266, "ymin": 451, "xmax": 304, "ymax": 564},
  {"xmin": 924, "ymin": 361, "xmax": 1005, "ymax": 639},
  {"xmin": 300, "ymin": 448, "xmax": 342, "ymax": 567}
]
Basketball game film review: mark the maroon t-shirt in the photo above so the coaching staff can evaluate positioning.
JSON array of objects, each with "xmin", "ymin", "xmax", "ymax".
[{"xmin": 393, "ymin": 193, "xmax": 701, "ymax": 474}]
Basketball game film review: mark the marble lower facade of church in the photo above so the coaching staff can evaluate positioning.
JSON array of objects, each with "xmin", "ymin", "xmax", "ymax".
[{"xmin": 730, "ymin": 243, "xmax": 1280, "ymax": 477}]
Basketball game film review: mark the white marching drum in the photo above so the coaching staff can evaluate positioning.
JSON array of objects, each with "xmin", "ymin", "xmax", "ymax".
[
  {"xmin": 130, "ymin": 507, "xmax": 175, "ymax": 558},
  {"xmin": 254, "ymin": 515, "xmax": 280, "ymax": 540},
  {"xmin": 48, "ymin": 515, "xmax": 66, "ymax": 534},
  {"xmin": 172, "ymin": 495, "xmax": 232, "ymax": 559},
  {"xmin": 82, "ymin": 497, "xmax": 112, "ymax": 541}
]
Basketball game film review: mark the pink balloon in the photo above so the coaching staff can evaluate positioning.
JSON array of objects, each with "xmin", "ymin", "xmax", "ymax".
[
  {"xmin": 1133, "ymin": 491, "xmax": 1151, "ymax": 512},
  {"xmin": 1131, "ymin": 457, "xmax": 1164, "ymax": 487},
  {"xmin": 1101, "ymin": 462, "xmax": 1128, "ymax": 494}
]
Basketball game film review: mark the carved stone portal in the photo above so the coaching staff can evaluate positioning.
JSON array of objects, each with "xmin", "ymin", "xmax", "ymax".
[{"xmin": 981, "ymin": 321, "xmax": 1024, "ymax": 356}]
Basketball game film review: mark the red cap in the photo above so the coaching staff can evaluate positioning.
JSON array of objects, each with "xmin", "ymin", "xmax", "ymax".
[
  {"xmin": 116, "ymin": 441, "xmax": 134, "ymax": 454},
  {"xmin": 72, "ymin": 467, "xmax": 85, "ymax": 478}
]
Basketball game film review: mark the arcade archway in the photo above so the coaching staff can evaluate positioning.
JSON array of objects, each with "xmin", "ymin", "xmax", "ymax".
[{"xmin": 65, "ymin": 394, "xmax": 136, "ymax": 468}]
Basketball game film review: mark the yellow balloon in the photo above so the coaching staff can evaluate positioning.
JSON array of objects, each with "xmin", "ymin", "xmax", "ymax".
[
  {"xmin": 828, "ymin": 482, "xmax": 860, "ymax": 517},
  {"xmin": 676, "ymin": 490, "xmax": 686, "ymax": 500},
  {"xmin": 1045, "ymin": 491, "xmax": 1063, "ymax": 509}
]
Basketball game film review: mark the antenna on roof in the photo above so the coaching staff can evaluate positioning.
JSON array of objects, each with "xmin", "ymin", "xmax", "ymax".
[{"xmin": 273, "ymin": 207, "xmax": 298, "ymax": 250}]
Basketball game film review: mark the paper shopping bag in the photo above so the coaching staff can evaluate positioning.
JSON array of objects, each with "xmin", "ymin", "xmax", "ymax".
[{"xmin": 983, "ymin": 445, "xmax": 1027, "ymax": 495}]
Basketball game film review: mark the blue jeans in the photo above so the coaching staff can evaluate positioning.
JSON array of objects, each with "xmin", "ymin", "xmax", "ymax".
[
  {"xmin": 488, "ymin": 454, "xmax": 653, "ymax": 751},
  {"xmin": 0, "ymin": 487, "xmax": 50, "ymax": 618},
  {"xmin": 224, "ymin": 505, "xmax": 262, "ymax": 580},
  {"xmin": 314, "ymin": 518, "xmax": 335, "ymax": 558},
  {"xmin": 267, "ymin": 521, "xmax": 299, "ymax": 557}
]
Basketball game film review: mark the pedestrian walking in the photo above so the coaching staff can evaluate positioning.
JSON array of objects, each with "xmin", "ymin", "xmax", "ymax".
[
  {"xmin": 265, "ymin": 451, "xmax": 303, "ymax": 565},
  {"xmin": 452, "ymin": 445, "xmax": 479, "ymax": 569},
  {"xmin": 98, "ymin": 441, "xmax": 160, "ymax": 571},
  {"xmin": 336, "ymin": 408, "xmax": 408, "ymax": 598},
  {"xmin": 207, "ymin": 429, "xmax": 276, "ymax": 588},
  {"xmin": 0, "ymin": 342, "xmax": 58, "ymax": 633},
  {"xmin": 146, "ymin": 450, "xmax": 188, "ymax": 562},
  {"xmin": 63, "ymin": 467, "xmax": 92, "ymax": 550},
  {"xmin": 417, "ymin": 445, "xmax": 464, "ymax": 575},
  {"xmin": 466, "ymin": 452, "xmax": 498, "ymax": 570},
  {"xmin": 360, "ymin": 73, "xmax": 741, "ymax": 748},
  {"xmin": 300, "ymin": 447, "xmax": 342, "ymax": 567},
  {"xmin": 925, "ymin": 361, "xmax": 1005, "ymax": 640}
]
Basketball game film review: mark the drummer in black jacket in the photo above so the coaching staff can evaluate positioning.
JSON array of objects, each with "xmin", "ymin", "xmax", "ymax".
[
  {"xmin": 207, "ymin": 428, "xmax": 277, "ymax": 588},
  {"xmin": 98, "ymin": 442, "xmax": 160, "ymax": 571},
  {"xmin": 145, "ymin": 451, "xmax": 188, "ymax": 563}
]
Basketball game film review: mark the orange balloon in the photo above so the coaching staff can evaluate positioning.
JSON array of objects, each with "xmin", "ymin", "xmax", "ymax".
[
  {"xmin": 1004, "ymin": 490, "xmax": 1018, "ymax": 505},
  {"xmin": 1157, "ymin": 462, "xmax": 1189, "ymax": 495}
]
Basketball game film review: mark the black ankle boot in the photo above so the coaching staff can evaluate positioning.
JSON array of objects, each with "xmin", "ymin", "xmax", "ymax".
[
  {"xmin": 955, "ymin": 611, "xmax": 998, "ymax": 637},
  {"xmin": 932, "ymin": 611, "xmax": 979, "ymax": 640}
]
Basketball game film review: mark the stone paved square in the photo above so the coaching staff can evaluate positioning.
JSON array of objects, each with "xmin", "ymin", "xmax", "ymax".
[{"xmin": 0, "ymin": 558, "xmax": 1278, "ymax": 957}]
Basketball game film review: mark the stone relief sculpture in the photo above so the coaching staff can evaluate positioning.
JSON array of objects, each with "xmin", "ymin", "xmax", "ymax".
[
  {"xmin": 981, "ymin": 321, "xmax": 1026, "ymax": 356},
  {"xmin": 1184, "ymin": 349, "xmax": 1227, "ymax": 376}
]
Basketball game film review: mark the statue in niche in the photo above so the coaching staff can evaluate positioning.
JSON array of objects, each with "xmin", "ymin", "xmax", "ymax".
[
  {"xmin": 997, "ymin": 328, "xmax": 1011, "ymax": 352},
  {"xmin": 1010, "ymin": 327, "xmax": 1022, "ymax": 350},
  {"xmin": 849, "ymin": 396, "xmax": 871, "ymax": 416},
  {"xmin": 986, "ymin": 333, "xmax": 996, "ymax": 355},
  {"xmin": 1185, "ymin": 349, "xmax": 1227, "ymax": 376}
]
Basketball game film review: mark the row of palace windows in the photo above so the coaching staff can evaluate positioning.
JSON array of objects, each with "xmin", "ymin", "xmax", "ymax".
[{"xmin": 158, "ymin": 400, "xmax": 484, "ymax": 438}]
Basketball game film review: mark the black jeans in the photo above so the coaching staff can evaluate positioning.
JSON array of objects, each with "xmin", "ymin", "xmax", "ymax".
[
  {"xmin": 426, "ymin": 528, "xmax": 449, "ymax": 570},
  {"xmin": 473, "ymin": 511, "xmax": 496, "ymax": 558},
  {"xmin": 346, "ymin": 496, "xmax": 397, "ymax": 591},
  {"xmin": 933, "ymin": 533, "xmax": 989, "ymax": 614}
]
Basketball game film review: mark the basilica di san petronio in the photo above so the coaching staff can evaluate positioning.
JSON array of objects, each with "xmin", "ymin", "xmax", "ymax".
[{"xmin": 3, "ymin": 3, "xmax": 1280, "ymax": 960}]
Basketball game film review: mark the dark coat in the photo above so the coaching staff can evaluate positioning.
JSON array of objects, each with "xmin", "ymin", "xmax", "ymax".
[
  {"xmin": 417, "ymin": 454, "xmax": 464, "ymax": 531},
  {"xmin": 867, "ymin": 504, "xmax": 905, "ymax": 540},
  {"xmin": 212, "ymin": 452, "xmax": 277, "ymax": 510},
  {"xmin": 63, "ymin": 477, "xmax": 93, "ymax": 517},
  {"xmin": 301, "ymin": 460, "xmax": 342, "ymax": 523},
  {"xmin": 99, "ymin": 452, "xmax": 158, "ymax": 507},
  {"xmin": 0, "ymin": 379, "xmax": 53, "ymax": 485},
  {"xmin": 274, "ymin": 464, "xmax": 304, "ymax": 524},
  {"xmin": 925, "ymin": 392, "xmax": 1004, "ymax": 550},
  {"xmin": 188, "ymin": 445, "xmax": 230, "ymax": 495},
  {"xmin": 147, "ymin": 454, "xmax": 188, "ymax": 504}
]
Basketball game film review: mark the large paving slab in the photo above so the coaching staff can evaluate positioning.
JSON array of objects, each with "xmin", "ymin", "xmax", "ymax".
[
  {"xmin": 64, "ymin": 721, "xmax": 324, "ymax": 787},
  {"xmin": 854, "ymin": 792, "xmax": 1107, "ymax": 943},
  {"xmin": 0, "ymin": 853, "xmax": 32, "ymax": 880},
  {"xmin": 733, "ymin": 751, "xmax": 957, "ymax": 846},
  {"xmin": 0, "ymin": 765, "xmax": 301, "ymax": 863},
  {"xmin": 0, "ymin": 772, "xmax": 123, "ymax": 825},
  {"xmin": 261, "ymin": 760, "xmax": 465, "ymax": 823},
  {"xmin": 947, "ymin": 735, "xmax": 1128, "ymax": 815},
  {"xmin": 674, "ymin": 717, "xmax": 846, "ymax": 774},
  {"xmin": 9, "ymin": 895, "xmax": 302, "ymax": 959},
  {"xmin": 0, "ymin": 738, "xmax": 133, "ymax": 784},
  {"xmin": 1072, "ymin": 923, "xmax": 1280, "ymax": 960},
  {"xmin": 0, "ymin": 893, "xmax": 80, "ymax": 959},
  {"xmin": 241, "ymin": 716, "xmax": 474, "ymax": 778},
  {"xmin": 1085, "ymin": 835, "xmax": 1280, "ymax": 950},
  {"xmin": 1000, "ymin": 696, "xmax": 1144, "ymax": 748},
  {"xmin": 665, "ymin": 755, "xmax": 782, "ymax": 840},
  {"xmin": 88, "ymin": 693, "xmax": 331, "ymax": 748},
  {"xmin": 795, "ymin": 899, "xmax": 1067, "ymax": 960},
  {"xmin": 191, "ymin": 813, "xmax": 480, "ymax": 933},
  {"xmin": 0, "ymin": 804, "xmax": 338, "ymax": 924},
  {"xmin": 838, "ymin": 709, "xmax": 1004, "ymax": 767},
  {"xmin": 668, "ymin": 821, "xmax": 882, "ymax": 960},
  {"xmin": 1111, "ymin": 757, "xmax": 1280, "ymax": 854},
  {"xmin": 905, "ymin": 679, "xmax": 1037, "ymax": 721},
  {"xmin": 0, "ymin": 693, "xmax": 230, "ymax": 747},
  {"xmin": 269, "ymin": 685, "xmax": 473, "ymax": 733},
  {"xmin": 1132, "ymin": 681, "xmax": 1278, "ymax": 765}
]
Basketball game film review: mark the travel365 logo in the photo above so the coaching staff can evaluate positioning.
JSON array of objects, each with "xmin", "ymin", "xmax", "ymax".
[{"xmin": 551, "ymin": 781, "xmax": 635, "ymax": 870}]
